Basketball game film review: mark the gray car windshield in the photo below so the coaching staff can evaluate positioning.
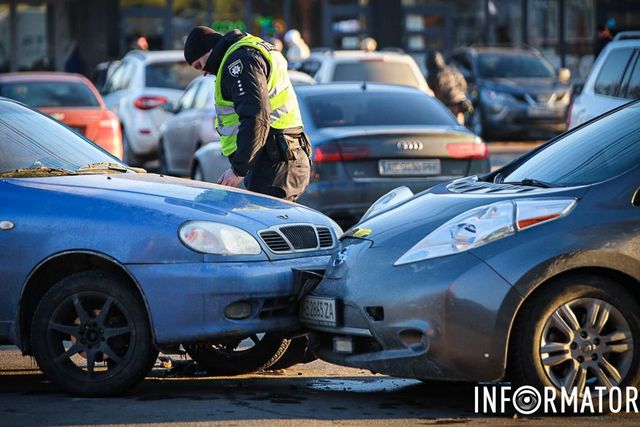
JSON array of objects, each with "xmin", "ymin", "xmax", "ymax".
[
  {"xmin": 145, "ymin": 62, "xmax": 200, "ymax": 90},
  {"xmin": 502, "ymin": 102, "xmax": 640, "ymax": 186},
  {"xmin": 304, "ymin": 92, "xmax": 457, "ymax": 128},
  {"xmin": 478, "ymin": 53, "xmax": 555, "ymax": 78},
  {"xmin": 0, "ymin": 101, "xmax": 124, "ymax": 175}
]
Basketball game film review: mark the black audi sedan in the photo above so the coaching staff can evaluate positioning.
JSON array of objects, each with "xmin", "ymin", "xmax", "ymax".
[
  {"xmin": 301, "ymin": 100, "xmax": 640, "ymax": 404},
  {"xmin": 449, "ymin": 47, "xmax": 571, "ymax": 139}
]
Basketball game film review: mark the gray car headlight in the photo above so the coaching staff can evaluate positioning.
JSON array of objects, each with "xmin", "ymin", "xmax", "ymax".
[
  {"xmin": 394, "ymin": 198, "xmax": 576, "ymax": 266},
  {"xmin": 360, "ymin": 186, "xmax": 414, "ymax": 223},
  {"xmin": 179, "ymin": 221, "xmax": 262, "ymax": 255}
]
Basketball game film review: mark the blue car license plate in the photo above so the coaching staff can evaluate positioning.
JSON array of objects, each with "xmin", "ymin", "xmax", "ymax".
[{"xmin": 300, "ymin": 296, "xmax": 337, "ymax": 327}]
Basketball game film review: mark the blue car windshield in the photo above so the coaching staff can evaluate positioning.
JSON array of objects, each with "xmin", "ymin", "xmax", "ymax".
[
  {"xmin": 0, "ymin": 100, "xmax": 123, "ymax": 174},
  {"xmin": 502, "ymin": 102, "xmax": 640, "ymax": 186}
]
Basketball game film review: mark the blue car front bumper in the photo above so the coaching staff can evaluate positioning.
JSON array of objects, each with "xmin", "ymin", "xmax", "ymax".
[{"xmin": 127, "ymin": 255, "xmax": 330, "ymax": 345}]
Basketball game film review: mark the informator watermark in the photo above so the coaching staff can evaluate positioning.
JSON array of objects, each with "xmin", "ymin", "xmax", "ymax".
[{"xmin": 475, "ymin": 385, "xmax": 640, "ymax": 415}]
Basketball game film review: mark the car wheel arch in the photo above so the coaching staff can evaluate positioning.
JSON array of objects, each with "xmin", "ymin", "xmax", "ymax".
[
  {"xmin": 503, "ymin": 266, "xmax": 640, "ymax": 380},
  {"xmin": 17, "ymin": 250, "xmax": 155, "ymax": 354}
]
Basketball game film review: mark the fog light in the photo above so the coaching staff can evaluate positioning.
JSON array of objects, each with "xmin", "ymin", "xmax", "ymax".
[
  {"xmin": 333, "ymin": 336, "xmax": 353, "ymax": 353},
  {"xmin": 224, "ymin": 302, "xmax": 252, "ymax": 319}
]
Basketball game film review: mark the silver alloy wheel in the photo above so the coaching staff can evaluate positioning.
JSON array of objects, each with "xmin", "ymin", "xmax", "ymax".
[{"xmin": 539, "ymin": 297, "xmax": 634, "ymax": 396}]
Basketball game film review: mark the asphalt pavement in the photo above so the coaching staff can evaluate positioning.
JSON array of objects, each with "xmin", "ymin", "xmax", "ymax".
[{"xmin": 1, "ymin": 346, "xmax": 639, "ymax": 426}]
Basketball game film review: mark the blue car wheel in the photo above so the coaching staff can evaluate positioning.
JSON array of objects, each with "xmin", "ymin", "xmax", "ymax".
[{"xmin": 30, "ymin": 271, "xmax": 158, "ymax": 396}]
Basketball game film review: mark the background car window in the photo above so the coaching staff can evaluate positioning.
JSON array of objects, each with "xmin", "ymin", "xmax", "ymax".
[
  {"xmin": 502, "ymin": 102, "xmax": 640, "ymax": 186},
  {"xmin": 300, "ymin": 59, "xmax": 321, "ymax": 77},
  {"xmin": 193, "ymin": 80, "xmax": 213, "ymax": 110},
  {"xmin": 0, "ymin": 82, "xmax": 100, "ymax": 107},
  {"xmin": 177, "ymin": 82, "xmax": 198, "ymax": 111},
  {"xmin": 304, "ymin": 92, "xmax": 456, "ymax": 128},
  {"xmin": 0, "ymin": 102, "xmax": 120, "ymax": 172},
  {"xmin": 103, "ymin": 60, "xmax": 133, "ymax": 93},
  {"xmin": 145, "ymin": 62, "xmax": 199, "ymax": 90},
  {"xmin": 332, "ymin": 62, "xmax": 419, "ymax": 87},
  {"xmin": 477, "ymin": 53, "xmax": 555, "ymax": 78},
  {"xmin": 594, "ymin": 48, "xmax": 634, "ymax": 97},
  {"xmin": 622, "ymin": 56, "xmax": 640, "ymax": 99}
]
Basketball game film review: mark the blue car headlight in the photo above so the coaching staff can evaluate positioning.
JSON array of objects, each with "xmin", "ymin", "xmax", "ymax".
[
  {"xmin": 394, "ymin": 198, "xmax": 576, "ymax": 266},
  {"xmin": 179, "ymin": 221, "xmax": 262, "ymax": 255}
]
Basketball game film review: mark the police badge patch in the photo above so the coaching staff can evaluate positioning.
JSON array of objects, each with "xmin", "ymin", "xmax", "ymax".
[{"xmin": 228, "ymin": 59, "xmax": 243, "ymax": 77}]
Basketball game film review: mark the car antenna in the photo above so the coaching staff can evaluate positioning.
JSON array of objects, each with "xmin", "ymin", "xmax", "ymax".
[{"xmin": 361, "ymin": 81, "xmax": 367, "ymax": 91}]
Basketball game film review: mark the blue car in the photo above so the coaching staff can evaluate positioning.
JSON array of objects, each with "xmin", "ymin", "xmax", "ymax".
[{"xmin": 0, "ymin": 98, "xmax": 340, "ymax": 396}]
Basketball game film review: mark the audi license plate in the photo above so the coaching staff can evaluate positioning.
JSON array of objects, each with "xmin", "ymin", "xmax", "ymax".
[
  {"xmin": 379, "ymin": 159, "xmax": 441, "ymax": 176},
  {"xmin": 300, "ymin": 296, "xmax": 337, "ymax": 327}
]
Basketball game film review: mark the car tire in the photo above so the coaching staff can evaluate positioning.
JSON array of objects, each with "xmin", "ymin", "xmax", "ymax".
[
  {"xmin": 30, "ymin": 271, "xmax": 158, "ymax": 396},
  {"xmin": 267, "ymin": 335, "xmax": 317, "ymax": 370},
  {"xmin": 509, "ymin": 275, "xmax": 640, "ymax": 413},
  {"xmin": 185, "ymin": 333, "xmax": 290, "ymax": 376},
  {"xmin": 122, "ymin": 129, "xmax": 142, "ymax": 167}
]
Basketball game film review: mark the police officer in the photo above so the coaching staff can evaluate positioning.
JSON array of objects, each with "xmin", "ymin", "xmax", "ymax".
[{"xmin": 183, "ymin": 27, "xmax": 311, "ymax": 201}]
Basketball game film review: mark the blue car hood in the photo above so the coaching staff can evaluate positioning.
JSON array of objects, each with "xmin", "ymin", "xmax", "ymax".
[
  {"xmin": 7, "ymin": 173, "xmax": 329, "ymax": 230},
  {"xmin": 355, "ymin": 181, "xmax": 587, "ymax": 248}
]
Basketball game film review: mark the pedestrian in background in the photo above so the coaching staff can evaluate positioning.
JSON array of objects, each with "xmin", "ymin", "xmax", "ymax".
[
  {"xmin": 426, "ymin": 50, "xmax": 472, "ymax": 125},
  {"xmin": 183, "ymin": 26, "xmax": 311, "ymax": 201},
  {"xmin": 594, "ymin": 24, "xmax": 613, "ymax": 58},
  {"xmin": 284, "ymin": 29, "xmax": 310, "ymax": 65}
]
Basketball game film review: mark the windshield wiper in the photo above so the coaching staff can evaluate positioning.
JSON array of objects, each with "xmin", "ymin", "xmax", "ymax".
[
  {"xmin": 0, "ymin": 166, "xmax": 78, "ymax": 178},
  {"xmin": 75, "ymin": 162, "xmax": 145, "ymax": 174},
  {"xmin": 501, "ymin": 178, "xmax": 562, "ymax": 188}
]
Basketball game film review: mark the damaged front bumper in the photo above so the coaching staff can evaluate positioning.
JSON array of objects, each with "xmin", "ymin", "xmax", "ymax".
[
  {"xmin": 302, "ymin": 238, "xmax": 522, "ymax": 382},
  {"xmin": 127, "ymin": 255, "xmax": 330, "ymax": 345}
]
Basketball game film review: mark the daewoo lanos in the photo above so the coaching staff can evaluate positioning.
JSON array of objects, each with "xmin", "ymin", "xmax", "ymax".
[
  {"xmin": 0, "ymin": 98, "xmax": 341, "ymax": 396},
  {"xmin": 302, "ymin": 100, "xmax": 640, "ymax": 409}
]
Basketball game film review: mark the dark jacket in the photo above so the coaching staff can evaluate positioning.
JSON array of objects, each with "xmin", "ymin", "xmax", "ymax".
[{"xmin": 205, "ymin": 30, "xmax": 309, "ymax": 201}]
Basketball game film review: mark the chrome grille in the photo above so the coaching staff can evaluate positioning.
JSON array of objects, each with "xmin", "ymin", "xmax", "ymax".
[
  {"xmin": 279, "ymin": 225, "xmax": 318, "ymax": 249},
  {"xmin": 317, "ymin": 227, "xmax": 334, "ymax": 248},
  {"xmin": 259, "ymin": 230, "xmax": 290, "ymax": 252},
  {"xmin": 259, "ymin": 225, "xmax": 336, "ymax": 253}
]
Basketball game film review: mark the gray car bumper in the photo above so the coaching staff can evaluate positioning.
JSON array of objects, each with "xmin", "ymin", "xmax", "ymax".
[{"xmin": 303, "ymin": 239, "xmax": 523, "ymax": 381}]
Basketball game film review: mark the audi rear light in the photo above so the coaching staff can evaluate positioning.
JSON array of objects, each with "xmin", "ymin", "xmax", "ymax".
[
  {"xmin": 446, "ymin": 142, "xmax": 489, "ymax": 159},
  {"xmin": 313, "ymin": 143, "xmax": 370, "ymax": 163},
  {"xmin": 134, "ymin": 96, "xmax": 168, "ymax": 110}
]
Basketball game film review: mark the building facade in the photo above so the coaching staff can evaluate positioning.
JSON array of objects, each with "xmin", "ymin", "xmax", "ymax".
[{"xmin": 0, "ymin": 0, "xmax": 638, "ymax": 81}]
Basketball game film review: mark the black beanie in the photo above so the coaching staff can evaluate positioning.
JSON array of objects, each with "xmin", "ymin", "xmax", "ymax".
[{"xmin": 184, "ymin": 26, "xmax": 223, "ymax": 64}]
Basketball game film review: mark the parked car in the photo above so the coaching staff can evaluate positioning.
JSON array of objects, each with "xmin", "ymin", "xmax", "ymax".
[
  {"xmin": 299, "ymin": 50, "xmax": 433, "ymax": 94},
  {"xmin": 297, "ymin": 83, "xmax": 489, "ymax": 227},
  {"xmin": 449, "ymin": 47, "xmax": 571, "ymax": 139},
  {"xmin": 158, "ymin": 75, "xmax": 217, "ymax": 176},
  {"xmin": 0, "ymin": 72, "xmax": 122, "ymax": 159},
  {"xmin": 568, "ymin": 32, "xmax": 640, "ymax": 129},
  {"xmin": 302, "ymin": 99, "xmax": 640, "ymax": 408},
  {"xmin": 0, "ymin": 97, "xmax": 340, "ymax": 396},
  {"xmin": 101, "ymin": 50, "xmax": 200, "ymax": 166}
]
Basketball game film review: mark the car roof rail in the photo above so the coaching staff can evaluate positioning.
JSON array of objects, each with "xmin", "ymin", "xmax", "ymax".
[{"xmin": 613, "ymin": 31, "xmax": 640, "ymax": 41}]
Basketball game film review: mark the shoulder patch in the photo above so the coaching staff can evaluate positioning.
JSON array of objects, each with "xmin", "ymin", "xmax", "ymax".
[{"xmin": 228, "ymin": 59, "xmax": 243, "ymax": 77}]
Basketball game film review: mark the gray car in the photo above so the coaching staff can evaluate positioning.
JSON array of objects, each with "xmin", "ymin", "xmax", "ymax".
[
  {"xmin": 158, "ymin": 75, "xmax": 217, "ymax": 176},
  {"xmin": 301, "ymin": 100, "xmax": 640, "ymax": 407},
  {"xmin": 295, "ymin": 83, "xmax": 489, "ymax": 227}
]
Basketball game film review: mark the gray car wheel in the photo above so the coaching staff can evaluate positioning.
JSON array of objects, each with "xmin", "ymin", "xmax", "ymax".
[
  {"xmin": 122, "ymin": 129, "xmax": 141, "ymax": 167},
  {"xmin": 509, "ymin": 276, "xmax": 639, "ymax": 412}
]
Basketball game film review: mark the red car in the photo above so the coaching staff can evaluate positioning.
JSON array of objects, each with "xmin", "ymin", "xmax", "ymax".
[{"xmin": 0, "ymin": 72, "xmax": 122, "ymax": 159}]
